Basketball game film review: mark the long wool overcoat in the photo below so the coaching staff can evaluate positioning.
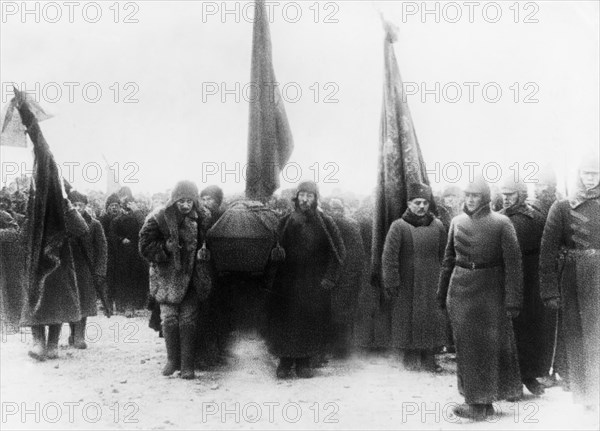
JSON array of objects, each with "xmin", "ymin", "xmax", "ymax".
[
  {"xmin": 382, "ymin": 216, "xmax": 448, "ymax": 350},
  {"xmin": 438, "ymin": 205, "xmax": 523, "ymax": 404},
  {"xmin": 0, "ymin": 211, "xmax": 22, "ymax": 325},
  {"xmin": 20, "ymin": 207, "xmax": 89, "ymax": 326},
  {"xmin": 500, "ymin": 203, "xmax": 548, "ymax": 379},
  {"xmin": 70, "ymin": 212, "xmax": 108, "ymax": 318},
  {"xmin": 266, "ymin": 208, "xmax": 345, "ymax": 358},
  {"xmin": 539, "ymin": 184, "xmax": 600, "ymax": 406},
  {"xmin": 111, "ymin": 210, "xmax": 149, "ymax": 309}
]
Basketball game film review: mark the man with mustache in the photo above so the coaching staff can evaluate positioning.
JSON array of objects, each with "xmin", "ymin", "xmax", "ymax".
[
  {"xmin": 382, "ymin": 183, "xmax": 448, "ymax": 371},
  {"xmin": 266, "ymin": 181, "xmax": 345, "ymax": 379}
]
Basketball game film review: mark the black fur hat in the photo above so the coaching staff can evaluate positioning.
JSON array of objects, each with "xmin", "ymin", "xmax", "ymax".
[{"xmin": 68, "ymin": 190, "xmax": 88, "ymax": 205}]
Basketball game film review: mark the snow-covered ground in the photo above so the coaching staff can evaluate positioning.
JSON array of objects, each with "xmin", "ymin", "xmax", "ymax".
[{"xmin": 1, "ymin": 313, "xmax": 598, "ymax": 430}]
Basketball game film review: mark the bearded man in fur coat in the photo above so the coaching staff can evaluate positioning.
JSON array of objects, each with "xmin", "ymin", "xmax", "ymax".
[
  {"xmin": 266, "ymin": 181, "xmax": 346, "ymax": 379},
  {"xmin": 539, "ymin": 152, "xmax": 600, "ymax": 412},
  {"xmin": 382, "ymin": 183, "xmax": 448, "ymax": 371},
  {"xmin": 437, "ymin": 176, "xmax": 523, "ymax": 421},
  {"xmin": 139, "ymin": 180, "xmax": 213, "ymax": 379},
  {"xmin": 67, "ymin": 190, "xmax": 108, "ymax": 349}
]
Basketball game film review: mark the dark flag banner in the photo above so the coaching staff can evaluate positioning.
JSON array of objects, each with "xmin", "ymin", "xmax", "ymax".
[
  {"xmin": 10, "ymin": 89, "xmax": 81, "ymax": 322},
  {"xmin": 245, "ymin": 0, "xmax": 294, "ymax": 200},
  {"xmin": 370, "ymin": 22, "xmax": 431, "ymax": 297}
]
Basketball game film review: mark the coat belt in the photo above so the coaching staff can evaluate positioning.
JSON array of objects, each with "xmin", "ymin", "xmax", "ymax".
[{"xmin": 455, "ymin": 260, "xmax": 503, "ymax": 270}]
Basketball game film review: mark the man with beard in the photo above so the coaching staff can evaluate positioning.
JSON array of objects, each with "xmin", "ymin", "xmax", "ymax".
[
  {"xmin": 200, "ymin": 185, "xmax": 225, "ymax": 225},
  {"xmin": 437, "ymin": 176, "xmax": 523, "ymax": 421},
  {"xmin": 540, "ymin": 152, "xmax": 600, "ymax": 412},
  {"xmin": 499, "ymin": 178, "xmax": 547, "ymax": 396},
  {"xmin": 139, "ymin": 180, "xmax": 213, "ymax": 379},
  {"xmin": 266, "ymin": 181, "xmax": 345, "ymax": 379},
  {"xmin": 67, "ymin": 191, "xmax": 108, "ymax": 349},
  {"xmin": 327, "ymin": 198, "xmax": 365, "ymax": 359},
  {"xmin": 382, "ymin": 184, "xmax": 447, "ymax": 371}
]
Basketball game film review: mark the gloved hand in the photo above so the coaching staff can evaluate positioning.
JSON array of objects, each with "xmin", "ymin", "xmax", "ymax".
[
  {"xmin": 321, "ymin": 279, "xmax": 335, "ymax": 291},
  {"xmin": 544, "ymin": 298, "xmax": 560, "ymax": 310},
  {"xmin": 506, "ymin": 308, "xmax": 520, "ymax": 319}
]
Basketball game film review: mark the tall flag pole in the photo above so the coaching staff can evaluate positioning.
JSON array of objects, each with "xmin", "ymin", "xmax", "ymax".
[
  {"xmin": 245, "ymin": 0, "xmax": 294, "ymax": 200},
  {"xmin": 370, "ymin": 19, "xmax": 432, "ymax": 299}
]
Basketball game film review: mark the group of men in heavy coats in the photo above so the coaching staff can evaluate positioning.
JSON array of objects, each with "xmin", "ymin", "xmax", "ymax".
[{"xmin": 4, "ymin": 153, "xmax": 598, "ymax": 419}]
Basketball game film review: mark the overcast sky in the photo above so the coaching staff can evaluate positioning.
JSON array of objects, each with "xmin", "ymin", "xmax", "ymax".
[{"xmin": 1, "ymin": 0, "xmax": 598, "ymax": 196}]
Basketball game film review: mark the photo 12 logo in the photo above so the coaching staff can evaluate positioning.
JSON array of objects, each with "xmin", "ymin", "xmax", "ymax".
[
  {"xmin": 201, "ymin": 402, "xmax": 339, "ymax": 424},
  {"xmin": 400, "ymin": 1, "xmax": 540, "ymax": 24},
  {"xmin": 1, "ymin": 401, "xmax": 139, "ymax": 425},
  {"xmin": 1, "ymin": 82, "xmax": 140, "ymax": 105},
  {"xmin": 201, "ymin": 1, "xmax": 340, "ymax": 24},
  {"xmin": 1, "ymin": 161, "xmax": 140, "ymax": 187},
  {"xmin": 201, "ymin": 81, "xmax": 340, "ymax": 104},
  {"xmin": 401, "ymin": 82, "xmax": 540, "ymax": 104},
  {"xmin": 1, "ymin": 1, "xmax": 140, "ymax": 24},
  {"xmin": 200, "ymin": 161, "xmax": 340, "ymax": 184}
]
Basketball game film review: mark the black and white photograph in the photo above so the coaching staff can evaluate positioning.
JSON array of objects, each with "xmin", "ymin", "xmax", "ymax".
[{"xmin": 1, "ymin": 0, "xmax": 599, "ymax": 429}]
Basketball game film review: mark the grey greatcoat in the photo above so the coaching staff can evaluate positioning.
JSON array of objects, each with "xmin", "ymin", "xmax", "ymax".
[{"xmin": 438, "ymin": 205, "xmax": 523, "ymax": 404}]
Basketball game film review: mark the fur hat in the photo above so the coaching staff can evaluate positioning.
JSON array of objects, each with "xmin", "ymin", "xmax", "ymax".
[
  {"xmin": 167, "ymin": 180, "xmax": 199, "ymax": 208},
  {"xmin": 105, "ymin": 193, "xmax": 121, "ymax": 209},
  {"xmin": 200, "ymin": 185, "xmax": 224, "ymax": 206},
  {"xmin": 408, "ymin": 183, "xmax": 432, "ymax": 201},
  {"xmin": 68, "ymin": 190, "xmax": 88, "ymax": 205},
  {"xmin": 295, "ymin": 181, "xmax": 319, "ymax": 199}
]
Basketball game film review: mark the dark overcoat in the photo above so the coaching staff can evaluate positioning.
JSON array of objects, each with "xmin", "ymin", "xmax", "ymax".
[
  {"xmin": 500, "ymin": 203, "xmax": 547, "ymax": 379},
  {"xmin": 0, "ymin": 211, "xmax": 22, "ymax": 325},
  {"xmin": 330, "ymin": 215, "xmax": 365, "ymax": 326},
  {"xmin": 70, "ymin": 212, "xmax": 108, "ymax": 318},
  {"xmin": 111, "ymin": 210, "xmax": 148, "ymax": 309},
  {"xmin": 539, "ymin": 186, "xmax": 600, "ymax": 406},
  {"xmin": 20, "ymin": 208, "xmax": 88, "ymax": 326},
  {"xmin": 266, "ymin": 208, "xmax": 345, "ymax": 358},
  {"xmin": 438, "ymin": 205, "xmax": 523, "ymax": 404}
]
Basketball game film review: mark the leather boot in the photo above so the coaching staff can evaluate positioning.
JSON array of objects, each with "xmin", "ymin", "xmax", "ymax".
[
  {"xmin": 46, "ymin": 324, "xmax": 61, "ymax": 359},
  {"xmin": 161, "ymin": 321, "xmax": 181, "ymax": 376},
  {"xmin": 73, "ymin": 317, "xmax": 87, "ymax": 349},
  {"xmin": 295, "ymin": 357, "xmax": 314, "ymax": 378},
  {"xmin": 179, "ymin": 323, "xmax": 197, "ymax": 379},
  {"xmin": 452, "ymin": 403, "xmax": 493, "ymax": 421},
  {"xmin": 28, "ymin": 325, "xmax": 46, "ymax": 361},
  {"xmin": 523, "ymin": 378, "xmax": 545, "ymax": 396}
]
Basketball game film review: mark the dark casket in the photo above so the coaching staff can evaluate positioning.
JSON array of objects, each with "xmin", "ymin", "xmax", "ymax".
[{"xmin": 206, "ymin": 200, "xmax": 280, "ymax": 274}]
